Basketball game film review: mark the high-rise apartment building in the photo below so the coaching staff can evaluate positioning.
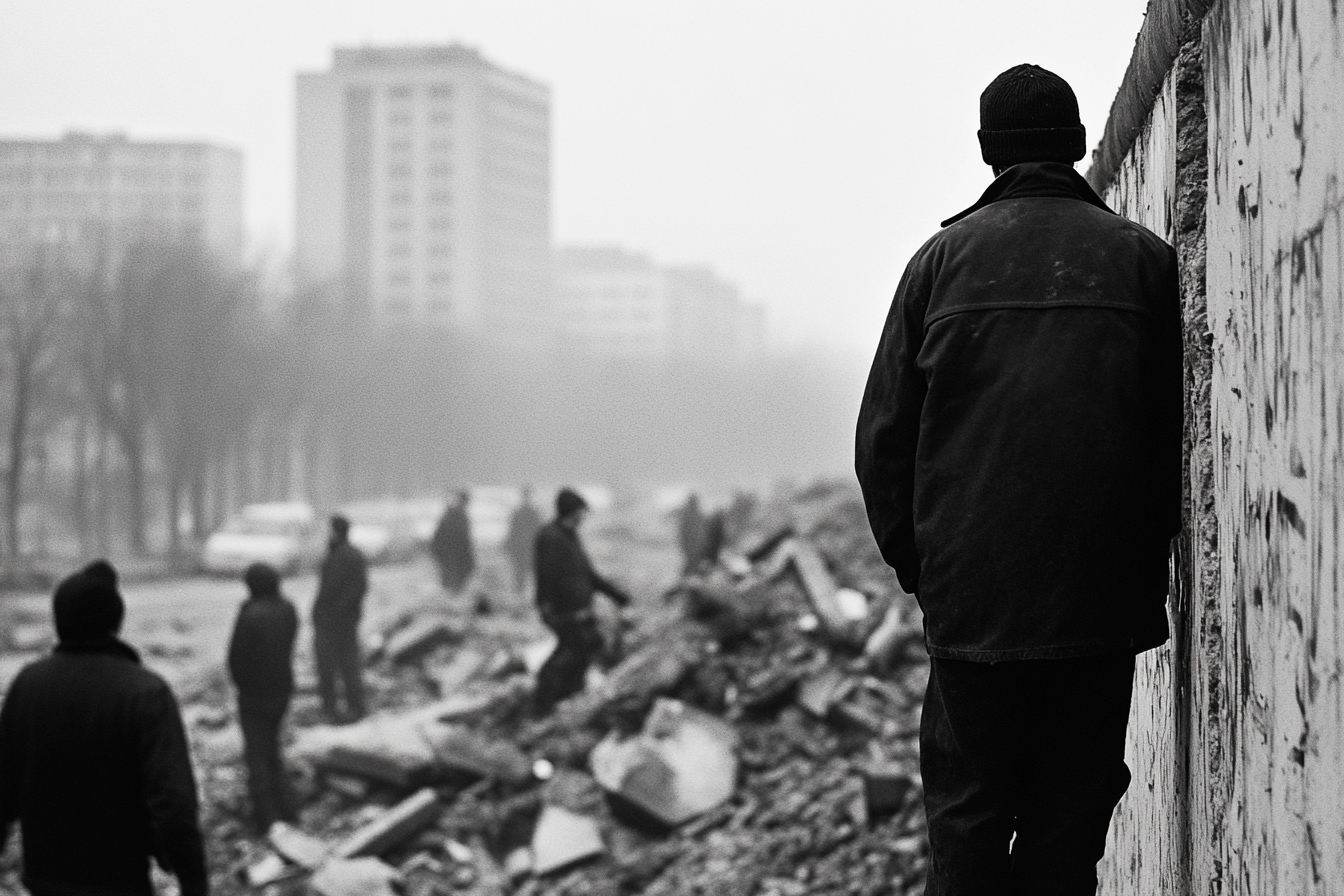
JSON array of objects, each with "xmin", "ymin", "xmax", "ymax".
[
  {"xmin": 0, "ymin": 132, "xmax": 244, "ymax": 259},
  {"xmin": 296, "ymin": 44, "xmax": 551, "ymax": 335},
  {"xmin": 555, "ymin": 246, "xmax": 767, "ymax": 365}
]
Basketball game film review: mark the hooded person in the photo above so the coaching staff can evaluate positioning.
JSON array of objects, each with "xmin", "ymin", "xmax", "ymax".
[
  {"xmin": 856, "ymin": 64, "xmax": 1182, "ymax": 895},
  {"xmin": 228, "ymin": 562, "xmax": 299, "ymax": 832},
  {"xmin": 0, "ymin": 560, "xmax": 209, "ymax": 896}
]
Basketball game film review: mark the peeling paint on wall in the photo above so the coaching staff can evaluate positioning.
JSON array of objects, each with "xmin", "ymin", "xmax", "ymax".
[{"xmin": 1093, "ymin": 0, "xmax": 1344, "ymax": 893}]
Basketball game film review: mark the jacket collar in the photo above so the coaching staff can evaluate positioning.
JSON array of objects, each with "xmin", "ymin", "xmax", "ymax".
[
  {"xmin": 940, "ymin": 162, "xmax": 1113, "ymax": 227},
  {"xmin": 55, "ymin": 634, "xmax": 141, "ymax": 664}
]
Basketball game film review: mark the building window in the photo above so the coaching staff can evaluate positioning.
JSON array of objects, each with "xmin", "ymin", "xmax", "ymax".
[
  {"xmin": 388, "ymin": 85, "xmax": 413, "ymax": 100},
  {"xmin": 387, "ymin": 217, "xmax": 411, "ymax": 231},
  {"xmin": 387, "ymin": 271, "xmax": 411, "ymax": 287},
  {"xmin": 428, "ymin": 217, "xmax": 451, "ymax": 232},
  {"xmin": 428, "ymin": 190, "xmax": 451, "ymax": 205},
  {"xmin": 387, "ymin": 164, "xmax": 412, "ymax": 179},
  {"xmin": 428, "ymin": 163, "xmax": 452, "ymax": 178},
  {"xmin": 428, "ymin": 244, "xmax": 451, "ymax": 258},
  {"xmin": 387, "ymin": 242, "xmax": 411, "ymax": 257},
  {"xmin": 429, "ymin": 270, "xmax": 451, "ymax": 284},
  {"xmin": 428, "ymin": 84, "xmax": 453, "ymax": 98},
  {"xmin": 388, "ymin": 191, "xmax": 411, "ymax": 205}
]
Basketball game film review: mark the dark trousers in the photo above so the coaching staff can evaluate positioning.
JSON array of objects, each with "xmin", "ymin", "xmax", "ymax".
[
  {"xmin": 920, "ymin": 653, "xmax": 1136, "ymax": 896},
  {"xmin": 313, "ymin": 623, "xmax": 365, "ymax": 723},
  {"xmin": 237, "ymin": 703, "xmax": 295, "ymax": 831},
  {"xmin": 533, "ymin": 611, "xmax": 602, "ymax": 715}
]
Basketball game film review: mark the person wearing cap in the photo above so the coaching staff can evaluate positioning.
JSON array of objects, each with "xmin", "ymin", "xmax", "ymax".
[
  {"xmin": 0, "ymin": 560, "xmax": 209, "ymax": 896},
  {"xmin": 531, "ymin": 487, "xmax": 633, "ymax": 716},
  {"xmin": 856, "ymin": 64, "xmax": 1182, "ymax": 894},
  {"xmin": 227, "ymin": 562, "xmax": 299, "ymax": 832},
  {"xmin": 429, "ymin": 489, "xmax": 476, "ymax": 596},
  {"xmin": 312, "ymin": 515, "xmax": 369, "ymax": 723}
]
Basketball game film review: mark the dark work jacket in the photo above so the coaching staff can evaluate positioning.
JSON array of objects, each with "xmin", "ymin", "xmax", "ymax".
[
  {"xmin": 312, "ymin": 539, "xmax": 367, "ymax": 632},
  {"xmin": 0, "ymin": 637, "xmax": 208, "ymax": 896},
  {"xmin": 855, "ymin": 162, "xmax": 1183, "ymax": 661},
  {"xmin": 534, "ymin": 520, "xmax": 629, "ymax": 619},
  {"xmin": 227, "ymin": 591, "xmax": 298, "ymax": 717}
]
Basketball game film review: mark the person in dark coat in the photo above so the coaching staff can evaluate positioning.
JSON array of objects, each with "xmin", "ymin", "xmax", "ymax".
[
  {"xmin": 312, "ymin": 515, "xmax": 368, "ymax": 724},
  {"xmin": 504, "ymin": 486, "xmax": 542, "ymax": 593},
  {"xmin": 856, "ymin": 65, "xmax": 1182, "ymax": 896},
  {"xmin": 227, "ymin": 562, "xmax": 299, "ymax": 832},
  {"xmin": 675, "ymin": 493, "xmax": 706, "ymax": 575},
  {"xmin": 0, "ymin": 560, "xmax": 209, "ymax": 896},
  {"xmin": 430, "ymin": 490, "xmax": 475, "ymax": 594},
  {"xmin": 532, "ymin": 487, "xmax": 632, "ymax": 716}
]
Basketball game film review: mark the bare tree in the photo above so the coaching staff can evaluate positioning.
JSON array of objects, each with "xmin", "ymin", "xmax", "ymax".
[{"xmin": 0, "ymin": 245, "xmax": 77, "ymax": 561}]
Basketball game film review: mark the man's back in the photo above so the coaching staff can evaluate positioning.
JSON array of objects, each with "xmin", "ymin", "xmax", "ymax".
[
  {"xmin": 857, "ymin": 162, "xmax": 1183, "ymax": 661},
  {"xmin": 314, "ymin": 540, "xmax": 367, "ymax": 626},
  {"xmin": 0, "ymin": 643, "xmax": 206, "ymax": 895}
]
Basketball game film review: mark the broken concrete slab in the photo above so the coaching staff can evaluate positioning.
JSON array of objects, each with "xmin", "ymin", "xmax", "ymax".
[
  {"xmin": 267, "ymin": 821, "xmax": 330, "ymax": 869},
  {"xmin": 429, "ymin": 648, "xmax": 489, "ymax": 695},
  {"xmin": 796, "ymin": 667, "xmax": 857, "ymax": 718},
  {"xmin": 242, "ymin": 851, "xmax": 298, "ymax": 888},
  {"xmin": 301, "ymin": 715, "xmax": 441, "ymax": 789},
  {"xmin": 591, "ymin": 698, "xmax": 738, "ymax": 829},
  {"xmin": 383, "ymin": 616, "xmax": 463, "ymax": 665},
  {"xmin": 530, "ymin": 805, "xmax": 606, "ymax": 875},
  {"xmin": 419, "ymin": 723, "xmax": 533, "ymax": 784},
  {"xmin": 311, "ymin": 857, "xmax": 400, "ymax": 896},
  {"xmin": 333, "ymin": 787, "xmax": 442, "ymax": 859}
]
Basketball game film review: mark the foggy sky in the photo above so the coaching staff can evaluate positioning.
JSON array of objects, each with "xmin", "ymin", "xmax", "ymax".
[{"xmin": 0, "ymin": 0, "xmax": 1148, "ymax": 353}]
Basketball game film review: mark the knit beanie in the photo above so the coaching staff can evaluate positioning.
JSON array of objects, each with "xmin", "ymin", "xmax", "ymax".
[
  {"xmin": 978, "ymin": 64, "xmax": 1086, "ymax": 168},
  {"xmin": 52, "ymin": 559, "xmax": 125, "ymax": 641},
  {"xmin": 555, "ymin": 487, "xmax": 589, "ymax": 518}
]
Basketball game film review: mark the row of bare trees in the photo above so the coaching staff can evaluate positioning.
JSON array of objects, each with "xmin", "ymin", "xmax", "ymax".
[{"xmin": 1, "ymin": 237, "xmax": 859, "ymax": 570}]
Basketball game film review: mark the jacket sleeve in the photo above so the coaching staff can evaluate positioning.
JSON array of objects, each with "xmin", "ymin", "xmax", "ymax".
[
  {"xmin": 590, "ymin": 565, "xmax": 630, "ymax": 607},
  {"xmin": 226, "ymin": 603, "xmax": 254, "ymax": 690},
  {"xmin": 140, "ymin": 683, "xmax": 209, "ymax": 896},
  {"xmin": 855, "ymin": 242, "xmax": 935, "ymax": 594}
]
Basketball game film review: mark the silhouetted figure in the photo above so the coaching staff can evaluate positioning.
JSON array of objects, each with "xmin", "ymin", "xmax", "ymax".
[
  {"xmin": 505, "ymin": 486, "xmax": 543, "ymax": 593},
  {"xmin": 430, "ymin": 490, "xmax": 475, "ymax": 594},
  {"xmin": 856, "ymin": 64, "xmax": 1182, "ymax": 896},
  {"xmin": 532, "ymin": 488, "xmax": 631, "ymax": 716},
  {"xmin": 0, "ymin": 560, "xmax": 208, "ymax": 896},
  {"xmin": 676, "ymin": 493, "xmax": 706, "ymax": 574},
  {"xmin": 699, "ymin": 509, "xmax": 727, "ymax": 569},
  {"xmin": 228, "ymin": 562, "xmax": 299, "ymax": 832},
  {"xmin": 312, "ymin": 515, "xmax": 368, "ymax": 723}
]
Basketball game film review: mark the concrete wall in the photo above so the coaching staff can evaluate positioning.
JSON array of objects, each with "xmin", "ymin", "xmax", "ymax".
[{"xmin": 1093, "ymin": 1, "xmax": 1344, "ymax": 893}]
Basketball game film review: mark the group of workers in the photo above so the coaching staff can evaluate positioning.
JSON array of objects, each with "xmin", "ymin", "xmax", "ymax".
[{"xmin": 0, "ymin": 485, "xmax": 628, "ymax": 896}]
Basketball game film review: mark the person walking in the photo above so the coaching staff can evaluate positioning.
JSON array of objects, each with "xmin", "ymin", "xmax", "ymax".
[
  {"xmin": 855, "ymin": 64, "xmax": 1183, "ymax": 896},
  {"xmin": 0, "ymin": 560, "xmax": 209, "ymax": 896},
  {"xmin": 227, "ymin": 562, "xmax": 299, "ymax": 832},
  {"xmin": 430, "ymin": 490, "xmax": 475, "ymax": 595},
  {"xmin": 312, "ymin": 515, "xmax": 368, "ymax": 724},
  {"xmin": 505, "ymin": 486, "xmax": 543, "ymax": 593},
  {"xmin": 531, "ymin": 487, "xmax": 632, "ymax": 716}
]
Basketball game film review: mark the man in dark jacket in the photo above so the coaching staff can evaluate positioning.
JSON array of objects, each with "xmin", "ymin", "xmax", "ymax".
[
  {"xmin": 228, "ymin": 562, "xmax": 299, "ymax": 832},
  {"xmin": 312, "ymin": 515, "xmax": 368, "ymax": 723},
  {"xmin": 430, "ymin": 490, "xmax": 475, "ymax": 594},
  {"xmin": 675, "ymin": 493, "xmax": 706, "ymax": 574},
  {"xmin": 855, "ymin": 65, "xmax": 1182, "ymax": 896},
  {"xmin": 0, "ymin": 560, "xmax": 209, "ymax": 896},
  {"xmin": 504, "ymin": 487, "xmax": 542, "ymax": 593},
  {"xmin": 531, "ymin": 487, "xmax": 632, "ymax": 715}
]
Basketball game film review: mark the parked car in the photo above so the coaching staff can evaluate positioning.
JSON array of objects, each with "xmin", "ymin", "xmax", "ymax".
[{"xmin": 200, "ymin": 502, "xmax": 323, "ymax": 576}]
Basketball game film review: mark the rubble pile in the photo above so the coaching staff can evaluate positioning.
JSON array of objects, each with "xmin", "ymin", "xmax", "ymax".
[{"xmin": 198, "ymin": 481, "xmax": 930, "ymax": 896}]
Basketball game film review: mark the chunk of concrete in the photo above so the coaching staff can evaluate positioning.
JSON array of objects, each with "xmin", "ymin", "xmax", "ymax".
[
  {"xmin": 590, "ymin": 698, "xmax": 738, "ymax": 829},
  {"xmin": 306, "ymin": 716, "xmax": 441, "ymax": 789},
  {"xmin": 796, "ymin": 667, "xmax": 856, "ymax": 718},
  {"xmin": 419, "ymin": 723, "xmax": 533, "ymax": 784},
  {"xmin": 384, "ymin": 616, "xmax": 462, "ymax": 665},
  {"xmin": 267, "ymin": 821, "xmax": 330, "ymax": 869},
  {"xmin": 530, "ymin": 805, "xmax": 606, "ymax": 876},
  {"xmin": 311, "ymin": 857, "xmax": 400, "ymax": 896},
  {"xmin": 243, "ymin": 851, "xmax": 297, "ymax": 888},
  {"xmin": 333, "ymin": 788, "xmax": 442, "ymax": 859},
  {"xmin": 429, "ymin": 648, "xmax": 488, "ymax": 695}
]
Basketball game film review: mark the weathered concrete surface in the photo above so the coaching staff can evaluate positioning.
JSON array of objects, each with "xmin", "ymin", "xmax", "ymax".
[{"xmin": 1094, "ymin": 0, "xmax": 1344, "ymax": 893}]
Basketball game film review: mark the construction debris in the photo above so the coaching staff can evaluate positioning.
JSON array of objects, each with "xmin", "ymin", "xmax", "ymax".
[
  {"xmin": 333, "ymin": 787, "xmax": 442, "ymax": 859},
  {"xmin": 530, "ymin": 805, "xmax": 606, "ymax": 875},
  {"xmin": 178, "ymin": 480, "xmax": 929, "ymax": 896}
]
